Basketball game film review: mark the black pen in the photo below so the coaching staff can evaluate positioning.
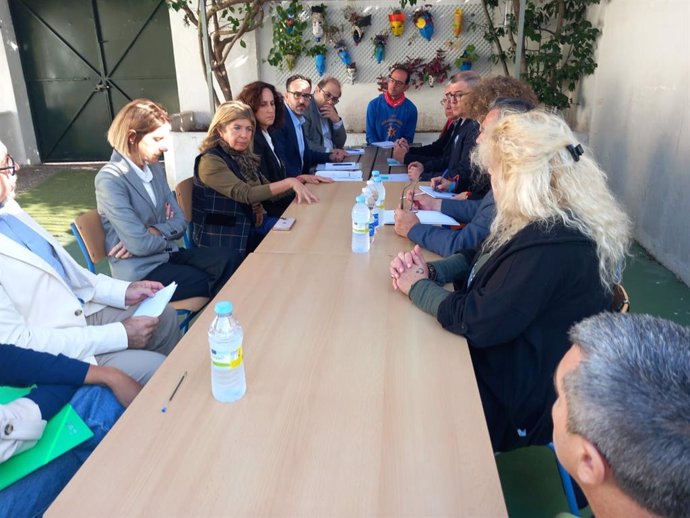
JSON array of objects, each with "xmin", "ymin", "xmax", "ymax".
[{"xmin": 161, "ymin": 371, "xmax": 187, "ymax": 413}]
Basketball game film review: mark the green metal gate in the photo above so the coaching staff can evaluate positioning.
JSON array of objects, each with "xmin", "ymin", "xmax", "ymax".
[{"xmin": 9, "ymin": 0, "xmax": 180, "ymax": 161}]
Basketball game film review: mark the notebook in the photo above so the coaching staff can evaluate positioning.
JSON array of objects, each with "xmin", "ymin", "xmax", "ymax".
[{"xmin": 0, "ymin": 386, "xmax": 93, "ymax": 490}]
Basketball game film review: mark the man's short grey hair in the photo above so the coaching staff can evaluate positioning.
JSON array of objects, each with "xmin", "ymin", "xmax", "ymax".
[
  {"xmin": 448, "ymin": 71, "xmax": 481, "ymax": 88},
  {"xmin": 565, "ymin": 313, "xmax": 690, "ymax": 518}
]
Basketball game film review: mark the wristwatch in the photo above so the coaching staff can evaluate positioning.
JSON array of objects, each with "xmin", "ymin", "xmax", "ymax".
[{"xmin": 427, "ymin": 263, "xmax": 437, "ymax": 282}]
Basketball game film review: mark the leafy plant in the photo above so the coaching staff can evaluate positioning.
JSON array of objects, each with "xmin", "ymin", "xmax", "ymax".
[
  {"xmin": 306, "ymin": 43, "xmax": 328, "ymax": 57},
  {"xmin": 266, "ymin": 0, "xmax": 308, "ymax": 70},
  {"xmin": 423, "ymin": 49, "xmax": 451, "ymax": 85},
  {"xmin": 480, "ymin": 0, "xmax": 602, "ymax": 109},
  {"xmin": 454, "ymin": 44, "xmax": 479, "ymax": 68},
  {"xmin": 167, "ymin": 0, "xmax": 270, "ymax": 103}
]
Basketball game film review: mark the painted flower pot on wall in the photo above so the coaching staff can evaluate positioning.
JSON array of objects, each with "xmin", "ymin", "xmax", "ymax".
[
  {"xmin": 315, "ymin": 54, "xmax": 326, "ymax": 75},
  {"xmin": 388, "ymin": 11, "xmax": 405, "ymax": 37}
]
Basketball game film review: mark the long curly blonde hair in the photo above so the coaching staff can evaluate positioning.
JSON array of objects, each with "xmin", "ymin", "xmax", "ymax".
[{"xmin": 474, "ymin": 110, "xmax": 632, "ymax": 289}]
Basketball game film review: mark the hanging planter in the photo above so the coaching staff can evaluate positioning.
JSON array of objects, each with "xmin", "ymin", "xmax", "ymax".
[
  {"xmin": 413, "ymin": 7, "xmax": 434, "ymax": 42},
  {"xmin": 311, "ymin": 5, "xmax": 325, "ymax": 42},
  {"xmin": 266, "ymin": 0, "xmax": 308, "ymax": 71},
  {"xmin": 422, "ymin": 48, "xmax": 450, "ymax": 88},
  {"xmin": 344, "ymin": 7, "xmax": 372, "ymax": 46},
  {"xmin": 335, "ymin": 41, "xmax": 352, "ymax": 66},
  {"xmin": 372, "ymin": 33, "xmax": 388, "ymax": 64},
  {"xmin": 346, "ymin": 62, "xmax": 357, "ymax": 84},
  {"xmin": 307, "ymin": 43, "xmax": 328, "ymax": 76},
  {"xmin": 388, "ymin": 10, "xmax": 406, "ymax": 37},
  {"xmin": 453, "ymin": 7, "xmax": 463, "ymax": 37},
  {"xmin": 454, "ymin": 44, "xmax": 479, "ymax": 71}
]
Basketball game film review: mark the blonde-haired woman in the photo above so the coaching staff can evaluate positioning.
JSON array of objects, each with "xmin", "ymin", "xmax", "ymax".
[
  {"xmin": 390, "ymin": 110, "xmax": 631, "ymax": 452},
  {"xmin": 96, "ymin": 99, "xmax": 233, "ymax": 301},
  {"xmin": 192, "ymin": 101, "xmax": 316, "ymax": 263}
]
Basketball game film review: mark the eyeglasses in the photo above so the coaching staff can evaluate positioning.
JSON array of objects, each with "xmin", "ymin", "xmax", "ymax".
[
  {"xmin": 399, "ymin": 180, "xmax": 419, "ymax": 211},
  {"xmin": 0, "ymin": 155, "xmax": 18, "ymax": 177},
  {"xmin": 287, "ymin": 91, "xmax": 313, "ymax": 101},
  {"xmin": 388, "ymin": 76, "xmax": 406, "ymax": 87},
  {"xmin": 319, "ymin": 88, "xmax": 340, "ymax": 104},
  {"xmin": 444, "ymin": 91, "xmax": 470, "ymax": 103},
  {"xmin": 439, "ymin": 98, "xmax": 452, "ymax": 105}
]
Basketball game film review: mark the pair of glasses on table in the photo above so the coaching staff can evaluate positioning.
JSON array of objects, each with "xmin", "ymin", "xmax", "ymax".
[{"xmin": 399, "ymin": 180, "xmax": 419, "ymax": 212}]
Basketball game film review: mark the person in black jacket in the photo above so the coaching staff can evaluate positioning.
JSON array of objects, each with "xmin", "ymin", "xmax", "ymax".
[
  {"xmin": 390, "ymin": 110, "xmax": 632, "ymax": 452},
  {"xmin": 237, "ymin": 81, "xmax": 333, "ymax": 218}
]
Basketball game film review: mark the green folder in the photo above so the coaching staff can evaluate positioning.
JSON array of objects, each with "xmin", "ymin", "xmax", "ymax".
[{"xmin": 0, "ymin": 386, "xmax": 94, "ymax": 490}]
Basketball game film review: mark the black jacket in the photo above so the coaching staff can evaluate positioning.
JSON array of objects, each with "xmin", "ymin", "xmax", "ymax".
[
  {"xmin": 404, "ymin": 120, "xmax": 455, "ymax": 164},
  {"xmin": 253, "ymin": 130, "xmax": 294, "ymax": 216},
  {"xmin": 438, "ymin": 220, "xmax": 611, "ymax": 451}
]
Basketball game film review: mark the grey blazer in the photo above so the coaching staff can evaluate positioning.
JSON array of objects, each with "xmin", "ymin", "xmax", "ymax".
[
  {"xmin": 302, "ymin": 100, "xmax": 347, "ymax": 152},
  {"xmin": 95, "ymin": 150, "xmax": 187, "ymax": 282}
]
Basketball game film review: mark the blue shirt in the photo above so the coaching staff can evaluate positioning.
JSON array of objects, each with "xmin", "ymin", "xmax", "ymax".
[{"xmin": 287, "ymin": 107, "xmax": 307, "ymax": 169}]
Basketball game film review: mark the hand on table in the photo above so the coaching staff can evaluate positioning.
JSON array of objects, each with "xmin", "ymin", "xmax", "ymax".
[
  {"xmin": 125, "ymin": 280, "xmax": 164, "ymax": 306},
  {"xmin": 394, "ymin": 208, "xmax": 420, "ymax": 238},
  {"xmin": 289, "ymin": 178, "xmax": 319, "ymax": 204},
  {"xmin": 411, "ymin": 192, "xmax": 442, "ymax": 211},
  {"xmin": 108, "ymin": 241, "xmax": 133, "ymax": 260},
  {"xmin": 389, "ymin": 245, "xmax": 429, "ymax": 295},
  {"xmin": 329, "ymin": 149, "xmax": 348, "ymax": 162},
  {"xmin": 123, "ymin": 316, "xmax": 159, "ymax": 349},
  {"xmin": 453, "ymin": 191, "xmax": 470, "ymax": 201},
  {"xmin": 407, "ymin": 161, "xmax": 423, "ymax": 181},
  {"xmin": 298, "ymin": 174, "xmax": 334, "ymax": 185},
  {"xmin": 392, "ymin": 138, "xmax": 409, "ymax": 163}
]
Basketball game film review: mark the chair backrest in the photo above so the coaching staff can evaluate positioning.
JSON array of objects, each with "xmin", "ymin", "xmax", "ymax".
[
  {"xmin": 71, "ymin": 209, "xmax": 106, "ymax": 273},
  {"xmin": 175, "ymin": 177, "xmax": 194, "ymax": 249},
  {"xmin": 612, "ymin": 284, "xmax": 630, "ymax": 314},
  {"xmin": 175, "ymin": 177, "xmax": 194, "ymax": 222}
]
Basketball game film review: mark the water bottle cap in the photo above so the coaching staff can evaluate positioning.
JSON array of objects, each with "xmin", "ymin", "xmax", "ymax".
[
  {"xmin": 372, "ymin": 170, "xmax": 381, "ymax": 176},
  {"xmin": 374, "ymin": 176, "xmax": 382, "ymax": 183},
  {"xmin": 214, "ymin": 301, "xmax": 233, "ymax": 315},
  {"xmin": 355, "ymin": 195, "xmax": 365, "ymax": 203}
]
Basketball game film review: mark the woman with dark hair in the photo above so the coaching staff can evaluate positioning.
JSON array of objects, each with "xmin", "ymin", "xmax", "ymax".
[{"xmin": 237, "ymin": 81, "xmax": 331, "ymax": 215}]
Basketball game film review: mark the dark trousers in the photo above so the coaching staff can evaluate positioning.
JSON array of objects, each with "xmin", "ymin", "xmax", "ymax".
[{"xmin": 145, "ymin": 247, "xmax": 234, "ymax": 301}]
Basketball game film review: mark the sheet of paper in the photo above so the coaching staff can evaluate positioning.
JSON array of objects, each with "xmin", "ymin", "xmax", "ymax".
[
  {"xmin": 371, "ymin": 141, "xmax": 395, "ymax": 148},
  {"xmin": 345, "ymin": 147, "xmax": 365, "ymax": 155},
  {"xmin": 316, "ymin": 162, "xmax": 359, "ymax": 171},
  {"xmin": 382, "ymin": 210, "xmax": 459, "ymax": 226},
  {"xmin": 380, "ymin": 174, "xmax": 409, "ymax": 182},
  {"xmin": 133, "ymin": 282, "xmax": 177, "ymax": 317},
  {"xmin": 387, "ymin": 158, "xmax": 404, "ymax": 166},
  {"xmin": 316, "ymin": 170, "xmax": 363, "ymax": 181},
  {"xmin": 419, "ymin": 185, "xmax": 456, "ymax": 200}
]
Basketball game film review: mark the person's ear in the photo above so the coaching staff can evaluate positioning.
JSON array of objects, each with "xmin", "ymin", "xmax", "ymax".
[
  {"xmin": 128, "ymin": 130, "xmax": 137, "ymax": 146},
  {"xmin": 575, "ymin": 437, "xmax": 608, "ymax": 486}
]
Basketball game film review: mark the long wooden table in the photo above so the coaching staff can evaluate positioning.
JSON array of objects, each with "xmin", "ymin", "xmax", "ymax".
[
  {"xmin": 350, "ymin": 145, "xmax": 407, "ymax": 180},
  {"xmin": 48, "ymin": 179, "xmax": 507, "ymax": 517}
]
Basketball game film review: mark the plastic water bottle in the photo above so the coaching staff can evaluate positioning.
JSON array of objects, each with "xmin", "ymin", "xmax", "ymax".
[
  {"xmin": 352, "ymin": 195, "xmax": 370, "ymax": 253},
  {"xmin": 209, "ymin": 301, "xmax": 246, "ymax": 402},
  {"xmin": 365, "ymin": 179, "xmax": 380, "ymax": 231},
  {"xmin": 374, "ymin": 176, "xmax": 386, "ymax": 225},
  {"xmin": 361, "ymin": 187, "xmax": 376, "ymax": 241}
]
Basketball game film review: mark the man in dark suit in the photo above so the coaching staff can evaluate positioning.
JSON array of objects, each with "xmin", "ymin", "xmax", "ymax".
[
  {"xmin": 271, "ymin": 75, "xmax": 348, "ymax": 177},
  {"xmin": 303, "ymin": 76, "xmax": 347, "ymax": 153},
  {"xmin": 407, "ymin": 71, "xmax": 482, "ymax": 186}
]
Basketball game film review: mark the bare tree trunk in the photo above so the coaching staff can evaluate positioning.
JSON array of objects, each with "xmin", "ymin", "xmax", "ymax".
[{"xmin": 481, "ymin": 0, "xmax": 510, "ymax": 76}]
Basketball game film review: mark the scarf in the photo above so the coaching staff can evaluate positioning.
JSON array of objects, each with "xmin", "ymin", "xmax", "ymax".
[
  {"xmin": 220, "ymin": 141, "xmax": 268, "ymax": 227},
  {"xmin": 384, "ymin": 91, "xmax": 406, "ymax": 108}
]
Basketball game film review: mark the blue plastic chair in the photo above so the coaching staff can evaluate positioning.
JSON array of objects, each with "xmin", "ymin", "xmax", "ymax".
[
  {"xmin": 548, "ymin": 442, "xmax": 580, "ymax": 516},
  {"xmin": 70, "ymin": 209, "xmax": 207, "ymax": 332}
]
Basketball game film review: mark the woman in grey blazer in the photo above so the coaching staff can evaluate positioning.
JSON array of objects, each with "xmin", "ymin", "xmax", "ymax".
[{"xmin": 95, "ymin": 99, "xmax": 234, "ymax": 301}]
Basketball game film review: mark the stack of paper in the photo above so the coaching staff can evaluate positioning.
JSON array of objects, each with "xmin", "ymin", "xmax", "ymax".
[
  {"xmin": 134, "ymin": 282, "xmax": 178, "ymax": 317},
  {"xmin": 382, "ymin": 210, "xmax": 459, "ymax": 226},
  {"xmin": 419, "ymin": 186, "xmax": 456, "ymax": 200},
  {"xmin": 315, "ymin": 162, "xmax": 359, "ymax": 171},
  {"xmin": 316, "ymin": 170, "xmax": 364, "ymax": 182},
  {"xmin": 386, "ymin": 158, "xmax": 404, "ymax": 166},
  {"xmin": 371, "ymin": 141, "xmax": 395, "ymax": 148},
  {"xmin": 345, "ymin": 147, "xmax": 365, "ymax": 155},
  {"xmin": 380, "ymin": 174, "xmax": 410, "ymax": 182}
]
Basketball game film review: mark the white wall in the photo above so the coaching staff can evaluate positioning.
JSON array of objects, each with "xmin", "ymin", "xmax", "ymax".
[
  {"xmin": 0, "ymin": 0, "xmax": 39, "ymax": 163},
  {"xmin": 574, "ymin": 0, "xmax": 690, "ymax": 285}
]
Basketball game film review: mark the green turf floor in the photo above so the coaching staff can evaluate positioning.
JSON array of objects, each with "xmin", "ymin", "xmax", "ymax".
[{"xmin": 17, "ymin": 169, "xmax": 690, "ymax": 518}]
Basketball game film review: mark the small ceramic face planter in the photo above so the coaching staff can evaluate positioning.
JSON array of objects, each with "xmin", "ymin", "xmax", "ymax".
[
  {"xmin": 453, "ymin": 8, "xmax": 463, "ymax": 37},
  {"xmin": 336, "ymin": 43, "xmax": 352, "ymax": 66},
  {"xmin": 388, "ymin": 11, "xmax": 405, "ymax": 37},
  {"xmin": 372, "ymin": 34, "xmax": 387, "ymax": 64},
  {"xmin": 428, "ymin": 75, "xmax": 435, "ymax": 87},
  {"xmin": 352, "ymin": 15, "xmax": 371, "ymax": 46},
  {"xmin": 414, "ymin": 10, "xmax": 434, "ymax": 41},
  {"xmin": 346, "ymin": 63, "xmax": 357, "ymax": 85},
  {"xmin": 311, "ymin": 6, "xmax": 324, "ymax": 41}
]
